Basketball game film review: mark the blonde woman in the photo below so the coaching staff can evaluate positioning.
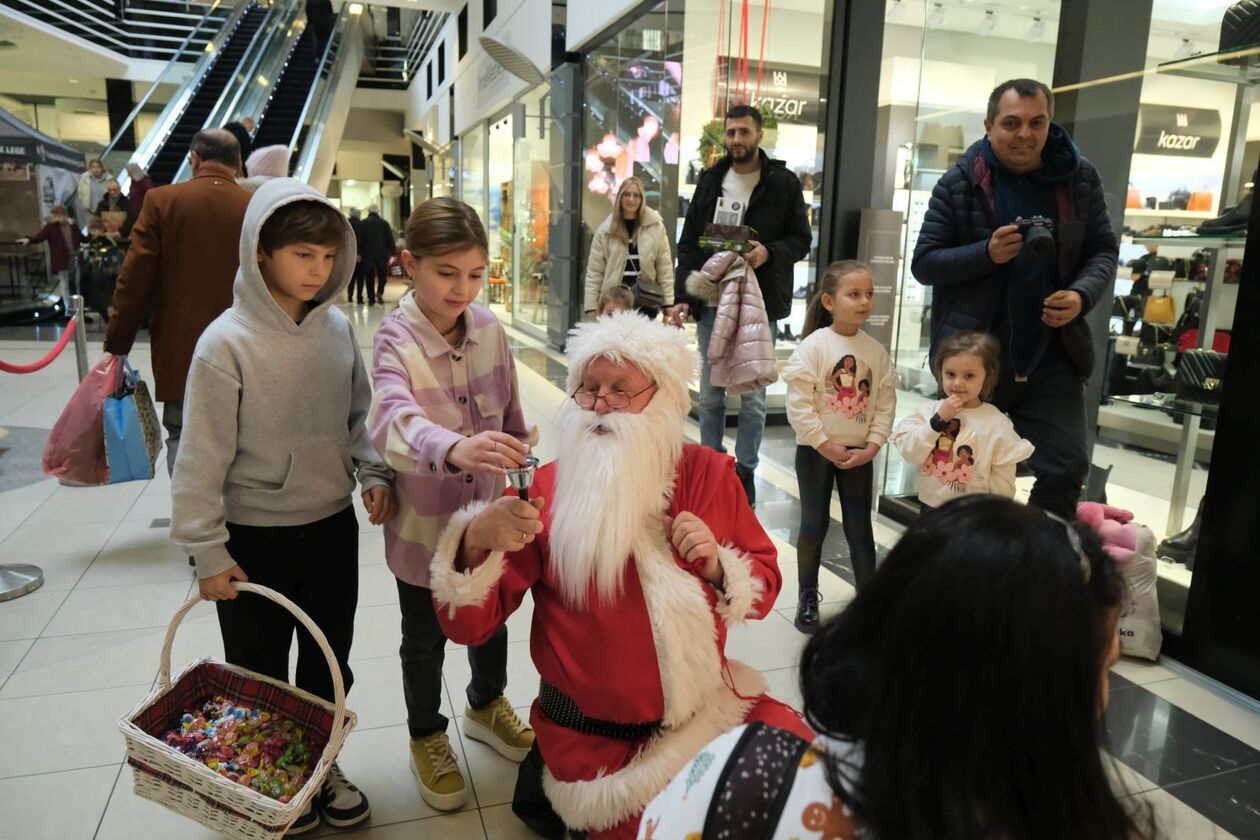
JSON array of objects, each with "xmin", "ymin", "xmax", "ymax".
[{"xmin": 583, "ymin": 176, "xmax": 678, "ymax": 320}]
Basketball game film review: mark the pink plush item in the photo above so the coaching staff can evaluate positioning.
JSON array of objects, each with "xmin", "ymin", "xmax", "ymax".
[
  {"xmin": 245, "ymin": 144, "xmax": 291, "ymax": 178},
  {"xmin": 1077, "ymin": 502, "xmax": 1138, "ymax": 564}
]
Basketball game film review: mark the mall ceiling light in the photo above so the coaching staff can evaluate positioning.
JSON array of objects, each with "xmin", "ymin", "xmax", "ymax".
[
  {"xmin": 479, "ymin": 34, "xmax": 545, "ymax": 84},
  {"xmin": 1024, "ymin": 17, "xmax": 1045, "ymax": 41},
  {"xmin": 1173, "ymin": 38, "xmax": 1195, "ymax": 60},
  {"xmin": 927, "ymin": 4, "xmax": 946, "ymax": 26},
  {"xmin": 976, "ymin": 10, "xmax": 997, "ymax": 35}
]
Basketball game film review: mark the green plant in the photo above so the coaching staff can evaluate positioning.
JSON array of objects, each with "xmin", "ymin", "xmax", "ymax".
[{"xmin": 758, "ymin": 105, "xmax": 778, "ymax": 132}]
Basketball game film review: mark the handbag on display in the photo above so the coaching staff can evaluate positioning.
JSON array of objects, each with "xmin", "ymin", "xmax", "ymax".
[
  {"xmin": 1143, "ymin": 294, "xmax": 1176, "ymax": 324},
  {"xmin": 1127, "ymin": 184, "xmax": 1142, "ymax": 209},
  {"xmin": 1175, "ymin": 349, "xmax": 1227, "ymax": 405},
  {"xmin": 1221, "ymin": 1, "xmax": 1260, "ymax": 64},
  {"xmin": 1187, "ymin": 190, "xmax": 1214, "ymax": 212}
]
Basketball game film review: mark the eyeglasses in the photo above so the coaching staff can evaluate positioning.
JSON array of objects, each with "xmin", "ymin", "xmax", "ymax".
[
  {"xmin": 1044, "ymin": 511, "xmax": 1092, "ymax": 582},
  {"xmin": 571, "ymin": 384, "xmax": 656, "ymax": 410}
]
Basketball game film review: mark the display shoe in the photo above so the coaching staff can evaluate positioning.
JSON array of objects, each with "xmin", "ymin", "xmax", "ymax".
[
  {"xmin": 410, "ymin": 732, "xmax": 467, "ymax": 811},
  {"xmin": 285, "ymin": 800, "xmax": 320, "ymax": 835},
  {"xmin": 792, "ymin": 285, "xmax": 809, "ymax": 299},
  {"xmin": 1157, "ymin": 504, "xmax": 1202, "ymax": 568},
  {"xmin": 794, "ymin": 587, "xmax": 821, "ymax": 634},
  {"xmin": 463, "ymin": 696, "xmax": 534, "ymax": 762},
  {"xmin": 318, "ymin": 762, "xmax": 371, "ymax": 828},
  {"xmin": 734, "ymin": 464, "xmax": 756, "ymax": 507},
  {"xmin": 780, "ymin": 324, "xmax": 797, "ymax": 342},
  {"xmin": 1197, "ymin": 192, "xmax": 1252, "ymax": 235}
]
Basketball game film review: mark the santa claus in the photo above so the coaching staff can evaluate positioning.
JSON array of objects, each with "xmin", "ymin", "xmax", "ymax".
[{"xmin": 429, "ymin": 311, "xmax": 811, "ymax": 839}]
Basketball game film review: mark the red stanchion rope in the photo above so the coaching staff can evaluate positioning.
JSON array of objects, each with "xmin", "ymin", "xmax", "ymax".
[{"xmin": 0, "ymin": 317, "xmax": 79, "ymax": 374}]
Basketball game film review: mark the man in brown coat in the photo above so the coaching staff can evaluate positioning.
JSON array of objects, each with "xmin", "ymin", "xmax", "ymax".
[{"xmin": 105, "ymin": 129, "xmax": 251, "ymax": 475}]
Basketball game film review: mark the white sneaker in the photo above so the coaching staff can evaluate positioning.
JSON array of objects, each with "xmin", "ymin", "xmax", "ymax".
[{"xmin": 318, "ymin": 762, "xmax": 371, "ymax": 828}]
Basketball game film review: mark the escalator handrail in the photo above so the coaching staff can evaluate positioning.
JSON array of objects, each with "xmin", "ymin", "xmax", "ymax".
[
  {"xmin": 168, "ymin": 1, "xmax": 298, "ymax": 184},
  {"xmin": 102, "ymin": 0, "xmax": 228, "ymax": 169},
  {"xmin": 287, "ymin": 4, "xmax": 354, "ymax": 153},
  {"xmin": 292, "ymin": 5, "xmax": 363, "ymax": 184},
  {"xmin": 114, "ymin": 1, "xmax": 257, "ymax": 186}
]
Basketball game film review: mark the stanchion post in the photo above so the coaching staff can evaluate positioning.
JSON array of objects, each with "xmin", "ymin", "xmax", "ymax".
[{"xmin": 70, "ymin": 294, "xmax": 89, "ymax": 382}]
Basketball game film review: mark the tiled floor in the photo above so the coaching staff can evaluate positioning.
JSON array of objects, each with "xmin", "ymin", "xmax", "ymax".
[{"xmin": 0, "ymin": 295, "xmax": 1254, "ymax": 838}]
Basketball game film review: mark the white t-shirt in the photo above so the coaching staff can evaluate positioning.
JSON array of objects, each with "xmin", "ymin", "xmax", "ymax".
[
  {"xmin": 889, "ymin": 400, "xmax": 1034, "ymax": 508},
  {"xmin": 781, "ymin": 328, "xmax": 897, "ymax": 448},
  {"xmin": 717, "ymin": 167, "xmax": 761, "ymax": 225}
]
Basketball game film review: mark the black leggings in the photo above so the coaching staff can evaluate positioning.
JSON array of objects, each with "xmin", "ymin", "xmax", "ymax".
[{"xmin": 795, "ymin": 445, "xmax": 877, "ymax": 589}]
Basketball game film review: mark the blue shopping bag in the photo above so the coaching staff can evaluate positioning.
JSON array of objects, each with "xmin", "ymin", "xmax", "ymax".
[{"xmin": 102, "ymin": 361, "xmax": 162, "ymax": 484}]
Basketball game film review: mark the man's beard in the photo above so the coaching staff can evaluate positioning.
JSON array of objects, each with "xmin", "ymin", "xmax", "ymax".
[
  {"xmin": 727, "ymin": 143, "xmax": 758, "ymax": 163},
  {"xmin": 548, "ymin": 398, "xmax": 684, "ymax": 610}
]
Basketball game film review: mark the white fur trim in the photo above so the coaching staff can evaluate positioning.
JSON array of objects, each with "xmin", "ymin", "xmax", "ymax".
[
  {"xmin": 685, "ymin": 269, "xmax": 720, "ymax": 305},
  {"xmin": 429, "ymin": 500, "xmax": 507, "ymax": 618},
  {"xmin": 564, "ymin": 310, "xmax": 698, "ymax": 417},
  {"xmin": 714, "ymin": 543, "xmax": 766, "ymax": 625},
  {"xmin": 541, "ymin": 660, "xmax": 767, "ymax": 832}
]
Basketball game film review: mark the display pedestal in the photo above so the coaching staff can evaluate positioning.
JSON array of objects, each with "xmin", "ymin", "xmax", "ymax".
[{"xmin": 0, "ymin": 563, "xmax": 44, "ymax": 602}]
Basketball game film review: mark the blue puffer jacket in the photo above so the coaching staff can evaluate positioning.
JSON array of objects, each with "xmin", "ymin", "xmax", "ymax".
[{"xmin": 911, "ymin": 126, "xmax": 1118, "ymax": 377}]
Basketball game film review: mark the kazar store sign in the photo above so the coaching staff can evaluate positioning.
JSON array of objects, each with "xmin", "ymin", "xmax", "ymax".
[
  {"xmin": 717, "ymin": 60, "xmax": 821, "ymax": 124},
  {"xmin": 1134, "ymin": 105, "xmax": 1221, "ymax": 158}
]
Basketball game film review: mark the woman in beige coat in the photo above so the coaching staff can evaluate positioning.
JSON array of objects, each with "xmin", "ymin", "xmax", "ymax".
[{"xmin": 583, "ymin": 176, "xmax": 677, "ymax": 319}]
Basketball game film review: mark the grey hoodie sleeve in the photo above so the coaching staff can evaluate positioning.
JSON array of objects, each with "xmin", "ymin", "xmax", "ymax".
[
  {"xmin": 347, "ymin": 321, "xmax": 394, "ymax": 492},
  {"xmin": 170, "ymin": 357, "xmax": 241, "ymax": 579}
]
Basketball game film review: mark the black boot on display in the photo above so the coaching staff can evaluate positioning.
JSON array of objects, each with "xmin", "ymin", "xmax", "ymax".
[
  {"xmin": 734, "ymin": 464, "xmax": 756, "ymax": 507},
  {"xmin": 794, "ymin": 587, "xmax": 821, "ymax": 634},
  {"xmin": 1197, "ymin": 192, "xmax": 1252, "ymax": 235},
  {"xmin": 1157, "ymin": 504, "xmax": 1202, "ymax": 568}
]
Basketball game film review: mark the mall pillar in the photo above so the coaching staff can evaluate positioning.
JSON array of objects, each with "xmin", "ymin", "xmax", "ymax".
[
  {"xmin": 105, "ymin": 79, "xmax": 136, "ymax": 151},
  {"xmin": 546, "ymin": 62, "xmax": 583, "ymax": 349},
  {"xmin": 1050, "ymin": 0, "xmax": 1153, "ymax": 452},
  {"xmin": 816, "ymin": 0, "xmax": 885, "ymax": 271}
]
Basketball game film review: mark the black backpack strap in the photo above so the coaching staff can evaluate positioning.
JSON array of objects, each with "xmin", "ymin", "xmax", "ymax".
[{"xmin": 701, "ymin": 722, "xmax": 813, "ymax": 840}]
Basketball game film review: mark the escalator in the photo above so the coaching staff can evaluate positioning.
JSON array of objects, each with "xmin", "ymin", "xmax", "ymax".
[
  {"xmin": 251, "ymin": 28, "xmax": 323, "ymax": 153},
  {"xmin": 146, "ymin": 3, "xmax": 267, "ymax": 184}
]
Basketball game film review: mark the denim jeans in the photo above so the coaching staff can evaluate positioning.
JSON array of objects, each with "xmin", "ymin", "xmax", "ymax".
[
  {"xmin": 162, "ymin": 399, "xmax": 183, "ymax": 477},
  {"xmin": 695, "ymin": 307, "xmax": 777, "ymax": 471}
]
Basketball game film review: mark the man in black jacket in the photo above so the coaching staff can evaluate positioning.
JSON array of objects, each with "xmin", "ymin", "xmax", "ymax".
[
  {"xmin": 912, "ymin": 79, "xmax": 1118, "ymax": 519},
  {"xmin": 359, "ymin": 204, "xmax": 396, "ymax": 305},
  {"xmin": 677, "ymin": 104, "xmax": 812, "ymax": 505},
  {"xmin": 346, "ymin": 207, "xmax": 366, "ymax": 304}
]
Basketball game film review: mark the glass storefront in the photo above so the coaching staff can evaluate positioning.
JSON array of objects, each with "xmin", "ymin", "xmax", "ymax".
[{"xmin": 512, "ymin": 84, "xmax": 553, "ymax": 338}]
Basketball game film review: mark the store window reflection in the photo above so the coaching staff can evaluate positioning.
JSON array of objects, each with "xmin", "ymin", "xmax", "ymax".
[
  {"xmin": 512, "ymin": 84, "xmax": 552, "ymax": 337},
  {"xmin": 461, "ymin": 126, "xmax": 486, "ymax": 228},
  {"xmin": 485, "ymin": 115, "xmax": 515, "ymax": 318}
]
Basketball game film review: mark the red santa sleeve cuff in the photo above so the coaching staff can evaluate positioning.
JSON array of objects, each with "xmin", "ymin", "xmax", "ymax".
[
  {"xmin": 714, "ymin": 543, "xmax": 766, "ymax": 624},
  {"xmin": 430, "ymin": 500, "xmax": 508, "ymax": 618}
]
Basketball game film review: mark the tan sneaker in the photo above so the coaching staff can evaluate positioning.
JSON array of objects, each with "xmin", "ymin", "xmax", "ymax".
[
  {"xmin": 463, "ymin": 696, "xmax": 535, "ymax": 762},
  {"xmin": 409, "ymin": 732, "xmax": 466, "ymax": 811}
]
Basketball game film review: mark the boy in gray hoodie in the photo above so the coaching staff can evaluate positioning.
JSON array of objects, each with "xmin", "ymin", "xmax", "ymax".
[{"xmin": 171, "ymin": 178, "xmax": 394, "ymax": 834}]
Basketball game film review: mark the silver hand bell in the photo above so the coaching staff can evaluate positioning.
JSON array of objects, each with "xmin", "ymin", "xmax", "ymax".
[{"xmin": 506, "ymin": 455, "xmax": 540, "ymax": 500}]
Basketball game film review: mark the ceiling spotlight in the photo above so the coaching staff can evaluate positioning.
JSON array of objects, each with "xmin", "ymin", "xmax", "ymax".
[
  {"xmin": 1025, "ymin": 17, "xmax": 1045, "ymax": 41},
  {"xmin": 977, "ymin": 10, "xmax": 997, "ymax": 35},
  {"xmin": 887, "ymin": 0, "xmax": 905, "ymax": 23},
  {"xmin": 927, "ymin": 4, "xmax": 946, "ymax": 26},
  {"xmin": 1173, "ymin": 38, "xmax": 1195, "ymax": 60}
]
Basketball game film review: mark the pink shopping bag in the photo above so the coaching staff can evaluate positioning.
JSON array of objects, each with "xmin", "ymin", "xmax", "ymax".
[{"xmin": 42, "ymin": 354, "xmax": 124, "ymax": 486}]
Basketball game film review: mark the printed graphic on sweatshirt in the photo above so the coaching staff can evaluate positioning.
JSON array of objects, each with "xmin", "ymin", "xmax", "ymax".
[
  {"xmin": 824, "ymin": 354, "xmax": 872, "ymax": 421},
  {"xmin": 921, "ymin": 418, "xmax": 975, "ymax": 492}
]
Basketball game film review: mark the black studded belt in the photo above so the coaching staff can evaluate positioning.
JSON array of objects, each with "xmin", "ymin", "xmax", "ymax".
[{"xmin": 538, "ymin": 678, "xmax": 662, "ymax": 741}]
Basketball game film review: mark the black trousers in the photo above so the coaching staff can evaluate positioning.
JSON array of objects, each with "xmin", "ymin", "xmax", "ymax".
[
  {"xmin": 217, "ymin": 506, "xmax": 358, "ymax": 704},
  {"xmin": 991, "ymin": 350, "xmax": 1089, "ymax": 521},
  {"xmin": 364, "ymin": 259, "xmax": 389, "ymax": 303},
  {"xmin": 795, "ymin": 445, "xmax": 877, "ymax": 589},
  {"xmin": 397, "ymin": 578, "xmax": 509, "ymax": 739}
]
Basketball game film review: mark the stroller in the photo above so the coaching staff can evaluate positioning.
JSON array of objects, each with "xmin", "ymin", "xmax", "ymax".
[{"xmin": 77, "ymin": 238, "xmax": 128, "ymax": 328}]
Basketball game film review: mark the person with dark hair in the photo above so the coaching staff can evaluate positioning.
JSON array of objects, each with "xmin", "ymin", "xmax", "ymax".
[
  {"xmin": 173, "ymin": 178, "xmax": 395, "ymax": 835},
  {"xmin": 642, "ymin": 495, "xmax": 1155, "ymax": 840},
  {"xmin": 346, "ymin": 207, "xmax": 366, "ymax": 303},
  {"xmin": 912, "ymin": 78, "xmax": 1118, "ymax": 520},
  {"xmin": 221, "ymin": 121, "xmax": 252, "ymax": 175},
  {"xmin": 105, "ymin": 128, "xmax": 251, "ymax": 474},
  {"xmin": 306, "ymin": 0, "xmax": 335, "ymax": 57},
  {"xmin": 676, "ymin": 103, "xmax": 812, "ymax": 506},
  {"xmin": 358, "ymin": 203, "xmax": 396, "ymax": 304}
]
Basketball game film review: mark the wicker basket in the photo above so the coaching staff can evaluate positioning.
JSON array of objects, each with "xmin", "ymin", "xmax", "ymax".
[{"xmin": 119, "ymin": 583, "xmax": 356, "ymax": 840}]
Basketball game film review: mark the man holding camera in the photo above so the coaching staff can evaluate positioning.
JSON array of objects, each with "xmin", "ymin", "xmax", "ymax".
[{"xmin": 912, "ymin": 78, "xmax": 1117, "ymax": 519}]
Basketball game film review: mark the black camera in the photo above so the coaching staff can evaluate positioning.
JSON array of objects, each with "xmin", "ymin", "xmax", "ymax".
[{"xmin": 1016, "ymin": 215, "xmax": 1056, "ymax": 258}]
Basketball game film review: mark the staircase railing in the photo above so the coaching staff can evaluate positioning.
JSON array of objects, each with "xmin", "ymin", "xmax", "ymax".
[
  {"xmin": 293, "ymin": 4, "xmax": 365, "ymax": 188},
  {"xmin": 1, "ymin": 0, "xmax": 229, "ymax": 62}
]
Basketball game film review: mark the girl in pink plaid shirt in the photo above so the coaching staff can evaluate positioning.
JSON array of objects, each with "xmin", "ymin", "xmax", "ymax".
[{"xmin": 368, "ymin": 198, "xmax": 538, "ymax": 811}]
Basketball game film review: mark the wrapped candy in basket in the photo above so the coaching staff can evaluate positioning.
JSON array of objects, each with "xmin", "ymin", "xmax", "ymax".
[{"xmin": 118, "ymin": 583, "xmax": 356, "ymax": 840}]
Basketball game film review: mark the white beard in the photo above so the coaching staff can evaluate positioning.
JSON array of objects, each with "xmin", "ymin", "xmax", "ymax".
[{"xmin": 548, "ymin": 397, "xmax": 684, "ymax": 610}]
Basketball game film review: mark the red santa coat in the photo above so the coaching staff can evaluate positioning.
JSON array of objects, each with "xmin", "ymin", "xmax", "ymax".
[{"xmin": 430, "ymin": 444, "xmax": 806, "ymax": 835}]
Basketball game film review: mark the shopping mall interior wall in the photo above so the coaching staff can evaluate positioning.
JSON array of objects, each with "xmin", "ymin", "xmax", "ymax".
[
  {"xmin": 405, "ymin": 16, "xmax": 458, "ymax": 136},
  {"xmin": 566, "ymin": 0, "xmax": 648, "ymax": 53},
  {"xmin": 451, "ymin": 0, "xmax": 549, "ymax": 135}
]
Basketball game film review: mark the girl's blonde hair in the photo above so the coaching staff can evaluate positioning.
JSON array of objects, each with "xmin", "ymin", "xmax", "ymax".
[
  {"xmin": 404, "ymin": 196, "xmax": 488, "ymax": 259},
  {"xmin": 609, "ymin": 177, "xmax": 646, "ymax": 244},
  {"xmin": 933, "ymin": 331, "xmax": 1001, "ymax": 401},
  {"xmin": 598, "ymin": 284, "xmax": 635, "ymax": 315},
  {"xmin": 802, "ymin": 259, "xmax": 872, "ymax": 338}
]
